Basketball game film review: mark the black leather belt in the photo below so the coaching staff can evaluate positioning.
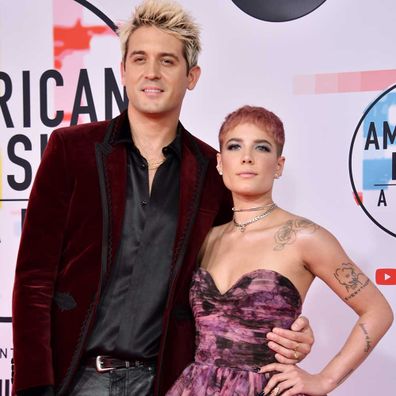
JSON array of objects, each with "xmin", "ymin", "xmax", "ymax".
[{"xmin": 86, "ymin": 355, "xmax": 156, "ymax": 373}]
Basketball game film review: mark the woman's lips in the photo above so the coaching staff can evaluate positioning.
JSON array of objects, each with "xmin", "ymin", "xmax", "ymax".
[{"xmin": 237, "ymin": 172, "xmax": 257, "ymax": 178}]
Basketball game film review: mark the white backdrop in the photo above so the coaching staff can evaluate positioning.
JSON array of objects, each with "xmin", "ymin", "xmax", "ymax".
[{"xmin": 0, "ymin": 0, "xmax": 395, "ymax": 394}]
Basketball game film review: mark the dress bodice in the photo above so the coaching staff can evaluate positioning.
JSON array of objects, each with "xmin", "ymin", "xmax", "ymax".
[{"xmin": 191, "ymin": 267, "xmax": 302, "ymax": 371}]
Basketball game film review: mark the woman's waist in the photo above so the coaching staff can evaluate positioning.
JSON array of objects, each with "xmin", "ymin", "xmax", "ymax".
[{"xmin": 194, "ymin": 339, "xmax": 276, "ymax": 371}]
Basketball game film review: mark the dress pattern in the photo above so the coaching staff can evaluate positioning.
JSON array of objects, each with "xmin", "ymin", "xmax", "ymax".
[{"xmin": 167, "ymin": 267, "xmax": 307, "ymax": 396}]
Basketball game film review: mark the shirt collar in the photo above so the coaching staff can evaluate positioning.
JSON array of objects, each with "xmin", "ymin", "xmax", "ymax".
[{"xmin": 113, "ymin": 119, "xmax": 182, "ymax": 160}]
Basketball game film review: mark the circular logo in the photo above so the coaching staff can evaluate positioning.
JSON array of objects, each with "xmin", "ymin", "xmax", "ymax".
[
  {"xmin": 75, "ymin": 0, "xmax": 117, "ymax": 31},
  {"xmin": 349, "ymin": 85, "xmax": 396, "ymax": 238},
  {"xmin": 231, "ymin": 0, "xmax": 327, "ymax": 22}
]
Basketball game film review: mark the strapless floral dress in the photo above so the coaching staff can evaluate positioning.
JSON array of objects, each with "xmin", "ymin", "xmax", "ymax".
[{"xmin": 166, "ymin": 267, "xmax": 308, "ymax": 396}]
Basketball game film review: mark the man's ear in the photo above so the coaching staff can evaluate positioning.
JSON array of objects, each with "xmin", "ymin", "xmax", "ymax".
[{"xmin": 187, "ymin": 65, "xmax": 201, "ymax": 90}]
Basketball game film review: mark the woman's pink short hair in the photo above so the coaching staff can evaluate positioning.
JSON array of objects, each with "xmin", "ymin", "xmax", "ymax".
[{"xmin": 219, "ymin": 105, "xmax": 285, "ymax": 155}]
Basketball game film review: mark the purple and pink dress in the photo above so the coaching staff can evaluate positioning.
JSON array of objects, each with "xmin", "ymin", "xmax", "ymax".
[{"xmin": 167, "ymin": 267, "xmax": 308, "ymax": 396}]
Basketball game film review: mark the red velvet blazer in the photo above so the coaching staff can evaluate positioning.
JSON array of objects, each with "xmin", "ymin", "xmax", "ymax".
[{"xmin": 12, "ymin": 111, "xmax": 232, "ymax": 395}]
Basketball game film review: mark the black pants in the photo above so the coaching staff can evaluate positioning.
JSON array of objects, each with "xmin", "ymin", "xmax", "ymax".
[{"xmin": 69, "ymin": 365, "xmax": 155, "ymax": 396}]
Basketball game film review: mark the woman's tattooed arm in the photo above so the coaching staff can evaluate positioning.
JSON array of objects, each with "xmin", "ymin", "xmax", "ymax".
[{"xmin": 334, "ymin": 262, "xmax": 370, "ymax": 301}]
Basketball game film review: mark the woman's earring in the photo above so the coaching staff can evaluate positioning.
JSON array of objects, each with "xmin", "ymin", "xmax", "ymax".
[{"xmin": 275, "ymin": 173, "xmax": 280, "ymax": 179}]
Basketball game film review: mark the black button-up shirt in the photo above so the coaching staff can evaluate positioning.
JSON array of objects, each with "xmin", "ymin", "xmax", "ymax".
[{"xmin": 86, "ymin": 120, "xmax": 181, "ymax": 360}]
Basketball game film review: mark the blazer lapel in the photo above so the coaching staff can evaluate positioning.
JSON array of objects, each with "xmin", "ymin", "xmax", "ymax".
[
  {"xmin": 171, "ymin": 127, "xmax": 209, "ymax": 278},
  {"xmin": 95, "ymin": 115, "xmax": 127, "ymax": 293}
]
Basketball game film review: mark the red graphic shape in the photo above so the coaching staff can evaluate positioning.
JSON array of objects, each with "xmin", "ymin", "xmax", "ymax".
[
  {"xmin": 294, "ymin": 69, "xmax": 396, "ymax": 95},
  {"xmin": 376, "ymin": 268, "xmax": 396, "ymax": 285},
  {"xmin": 353, "ymin": 191, "xmax": 363, "ymax": 205},
  {"xmin": 54, "ymin": 19, "xmax": 113, "ymax": 69}
]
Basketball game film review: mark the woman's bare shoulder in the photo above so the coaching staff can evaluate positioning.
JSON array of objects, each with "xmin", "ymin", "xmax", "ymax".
[
  {"xmin": 273, "ymin": 210, "xmax": 346, "ymax": 265},
  {"xmin": 271, "ymin": 210, "xmax": 323, "ymax": 251},
  {"xmin": 198, "ymin": 222, "xmax": 230, "ymax": 264}
]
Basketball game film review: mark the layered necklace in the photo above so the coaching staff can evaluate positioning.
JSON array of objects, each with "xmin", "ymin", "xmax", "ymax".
[{"xmin": 232, "ymin": 202, "xmax": 277, "ymax": 232}]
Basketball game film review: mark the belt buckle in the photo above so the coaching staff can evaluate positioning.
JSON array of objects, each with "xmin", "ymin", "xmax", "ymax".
[{"xmin": 96, "ymin": 355, "xmax": 114, "ymax": 373}]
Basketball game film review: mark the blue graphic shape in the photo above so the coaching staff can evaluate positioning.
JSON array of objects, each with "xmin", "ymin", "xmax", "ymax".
[
  {"xmin": 362, "ymin": 91, "xmax": 396, "ymax": 190},
  {"xmin": 363, "ymin": 158, "xmax": 392, "ymax": 190},
  {"xmin": 363, "ymin": 92, "xmax": 396, "ymax": 138}
]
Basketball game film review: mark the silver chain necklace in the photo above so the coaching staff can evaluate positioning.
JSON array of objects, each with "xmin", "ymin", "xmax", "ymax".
[{"xmin": 233, "ymin": 203, "xmax": 277, "ymax": 232}]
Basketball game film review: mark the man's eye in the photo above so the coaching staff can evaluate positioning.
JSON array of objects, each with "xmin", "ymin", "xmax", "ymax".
[
  {"xmin": 133, "ymin": 57, "xmax": 145, "ymax": 63},
  {"xmin": 162, "ymin": 58, "xmax": 174, "ymax": 65}
]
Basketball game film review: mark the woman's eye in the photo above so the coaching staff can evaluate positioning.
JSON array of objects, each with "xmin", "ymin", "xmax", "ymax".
[
  {"xmin": 256, "ymin": 145, "xmax": 270, "ymax": 152},
  {"xmin": 226, "ymin": 143, "xmax": 240, "ymax": 150}
]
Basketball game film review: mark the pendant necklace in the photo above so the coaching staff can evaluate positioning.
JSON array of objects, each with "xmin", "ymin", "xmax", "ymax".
[
  {"xmin": 147, "ymin": 158, "xmax": 166, "ymax": 171},
  {"xmin": 233, "ymin": 203, "xmax": 277, "ymax": 232}
]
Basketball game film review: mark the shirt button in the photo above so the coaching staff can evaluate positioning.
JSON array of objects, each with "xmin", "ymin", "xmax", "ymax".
[
  {"xmin": 140, "ymin": 162, "xmax": 146, "ymax": 169},
  {"xmin": 141, "ymin": 201, "xmax": 147, "ymax": 206}
]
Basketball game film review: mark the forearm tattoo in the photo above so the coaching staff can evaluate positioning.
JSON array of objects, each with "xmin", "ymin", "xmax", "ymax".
[
  {"xmin": 359, "ymin": 323, "xmax": 372, "ymax": 353},
  {"xmin": 334, "ymin": 262, "xmax": 370, "ymax": 301},
  {"xmin": 273, "ymin": 218, "xmax": 319, "ymax": 251},
  {"xmin": 336, "ymin": 368, "xmax": 354, "ymax": 386}
]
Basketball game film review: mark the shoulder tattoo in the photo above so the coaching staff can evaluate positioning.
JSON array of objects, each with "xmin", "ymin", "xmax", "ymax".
[{"xmin": 273, "ymin": 218, "xmax": 319, "ymax": 251}]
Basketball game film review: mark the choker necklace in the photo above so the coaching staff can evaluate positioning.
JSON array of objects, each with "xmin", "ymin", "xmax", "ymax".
[
  {"xmin": 232, "ymin": 202, "xmax": 275, "ymax": 212},
  {"xmin": 233, "ymin": 203, "xmax": 277, "ymax": 232}
]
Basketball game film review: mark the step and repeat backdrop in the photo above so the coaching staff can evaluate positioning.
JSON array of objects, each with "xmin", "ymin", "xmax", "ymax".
[{"xmin": 0, "ymin": 0, "xmax": 395, "ymax": 394}]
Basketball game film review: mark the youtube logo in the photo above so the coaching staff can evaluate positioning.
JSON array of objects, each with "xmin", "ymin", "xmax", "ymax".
[{"xmin": 376, "ymin": 268, "xmax": 396, "ymax": 285}]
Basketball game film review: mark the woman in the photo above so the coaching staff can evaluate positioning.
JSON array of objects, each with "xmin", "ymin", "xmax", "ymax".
[{"xmin": 167, "ymin": 105, "xmax": 393, "ymax": 396}]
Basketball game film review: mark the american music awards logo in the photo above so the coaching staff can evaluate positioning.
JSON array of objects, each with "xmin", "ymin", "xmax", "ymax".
[{"xmin": 349, "ymin": 85, "xmax": 396, "ymax": 238}]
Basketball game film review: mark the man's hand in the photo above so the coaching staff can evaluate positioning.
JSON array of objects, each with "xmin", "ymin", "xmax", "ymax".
[{"xmin": 266, "ymin": 316, "xmax": 314, "ymax": 364}]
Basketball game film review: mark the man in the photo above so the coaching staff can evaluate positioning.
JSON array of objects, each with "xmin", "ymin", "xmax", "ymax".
[{"xmin": 12, "ymin": 1, "xmax": 314, "ymax": 395}]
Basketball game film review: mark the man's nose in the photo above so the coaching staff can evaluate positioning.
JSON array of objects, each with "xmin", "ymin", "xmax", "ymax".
[{"xmin": 144, "ymin": 61, "xmax": 160, "ymax": 80}]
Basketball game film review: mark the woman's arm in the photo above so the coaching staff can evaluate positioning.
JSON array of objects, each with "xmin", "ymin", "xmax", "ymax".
[{"xmin": 260, "ymin": 227, "xmax": 393, "ymax": 396}]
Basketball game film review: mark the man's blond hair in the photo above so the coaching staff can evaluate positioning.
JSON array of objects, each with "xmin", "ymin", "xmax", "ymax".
[{"xmin": 118, "ymin": 0, "xmax": 201, "ymax": 71}]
